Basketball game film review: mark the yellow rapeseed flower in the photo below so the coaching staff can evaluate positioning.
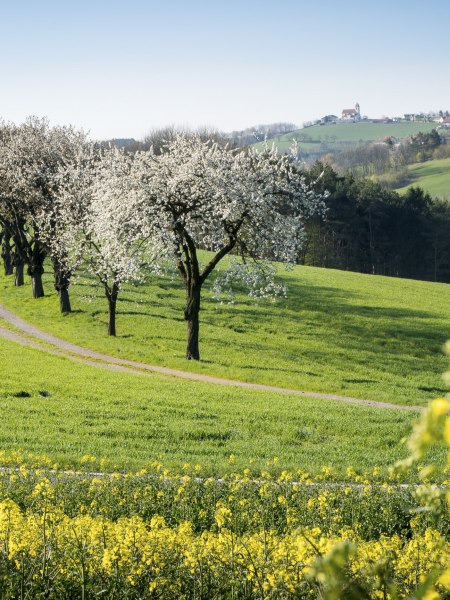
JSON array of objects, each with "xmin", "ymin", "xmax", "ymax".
[
  {"xmin": 431, "ymin": 398, "xmax": 450, "ymax": 417},
  {"xmin": 438, "ymin": 568, "xmax": 450, "ymax": 590}
]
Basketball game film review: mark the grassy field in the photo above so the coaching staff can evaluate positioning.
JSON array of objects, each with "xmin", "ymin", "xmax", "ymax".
[
  {"xmin": 395, "ymin": 156, "xmax": 450, "ymax": 199},
  {"xmin": 1, "ymin": 262, "xmax": 449, "ymax": 476},
  {"xmin": 256, "ymin": 122, "xmax": 438, "ymax": 156},
  {"xmin": 0, "ymin": 335, "xmax": 425, "ymax": 474},
  {"xmin": 1, "ymin": 261, "xmax": 449, "ymax": 407}
]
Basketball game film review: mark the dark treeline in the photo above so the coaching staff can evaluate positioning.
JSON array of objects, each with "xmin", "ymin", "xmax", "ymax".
[{"xmin": 300, "ymin": 163, "xmax": 450, "ymax": 283}]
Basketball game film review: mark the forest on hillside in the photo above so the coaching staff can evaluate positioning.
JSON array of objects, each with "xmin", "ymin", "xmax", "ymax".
[{"xmin": 300, "ymin": 163, "xmax": 450, "ymax": 283}]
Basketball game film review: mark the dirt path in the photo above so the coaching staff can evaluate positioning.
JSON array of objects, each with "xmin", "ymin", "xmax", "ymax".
[{"xmin": 0, "ymin": 304, "xmax": 422, "ymax": 412}]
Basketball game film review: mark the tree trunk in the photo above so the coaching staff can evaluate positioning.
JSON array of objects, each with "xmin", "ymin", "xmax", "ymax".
[
  {"xmin": 1, "ymin": 231, "xmax": 13, "ymax": 276},
  {"xmin": 3, "ymin": 257, "xmax": 13, "ymax": 276},
  {"xmin": 185, "ymin": 282, "xmax": 201, "ymax": 360},
  {"xmin": 14, "ymin": 262, "xmax": 24, "ymax": 287},
  {"xmin": 27, "ymin": 242, "xmax": 46, "ymax": 298},
  {"xmin": 52, "ymin": 257, "xmax": 72, "ymax": 314},
  {"xmin": 12, "ymin": 234, "xmax": 25, "ymax": 286},
  {"xmin": 106, "ymin": 283, "xmax": 119, "ymax": 337},
  {"xmin": 31, "ymin": 271, "xmax": 44, "ymax": 299},
  {"xmin": 59, "ymin": 288, "xmax": 71, "ymax": 314}
]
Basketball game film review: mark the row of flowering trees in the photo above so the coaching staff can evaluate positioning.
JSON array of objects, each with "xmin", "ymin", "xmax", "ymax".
[{"xmin": 0, "ymin": 117, "xmax": 324, "ymax": 359}]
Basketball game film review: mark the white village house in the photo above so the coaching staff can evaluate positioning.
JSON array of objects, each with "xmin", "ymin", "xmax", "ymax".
[{"xmin": 341, "ymin": 103, "xmax": 361, "ymax": 121}]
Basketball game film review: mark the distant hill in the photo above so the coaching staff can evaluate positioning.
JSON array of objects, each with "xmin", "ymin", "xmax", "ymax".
[
  {"xmin": 395, "ymin": 156, "xmax": 450, "ymax": 199},
  {"xmin": 256, "ymin": 121, "xmax": 439, "ymax": 160}
]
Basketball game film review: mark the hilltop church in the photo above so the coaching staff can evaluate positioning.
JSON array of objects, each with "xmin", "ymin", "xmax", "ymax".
[{"xmin": 341, "ymin": 103, "xmax": 361, "ymax": 121}]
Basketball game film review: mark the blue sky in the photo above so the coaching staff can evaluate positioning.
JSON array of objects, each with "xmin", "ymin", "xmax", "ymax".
[{"xmin": 1, "ymin": 0, "xmax": 449, "ymax": 139}]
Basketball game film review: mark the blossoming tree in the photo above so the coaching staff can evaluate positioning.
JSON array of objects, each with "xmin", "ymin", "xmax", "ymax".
[
  {"xmin": 0, "ymin": 117, "xmax": 87, "ymax": 308},
  {"xmin": 133, "ymin": 136, "xmax": 324, "ymax": 360},
  {"xmin": 53, "ymin": 144, "xmax": 159, "ymax": 336}
]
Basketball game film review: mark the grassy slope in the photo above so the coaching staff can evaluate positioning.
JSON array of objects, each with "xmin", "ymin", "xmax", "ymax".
[
  {"xmin": 0, "ymin": 336, "xmax": 421, "ymax": 475},
  {"xmin": 395, "ymin": 156, "xmax": 450, "ymax": 198},
  {"xmin": 1, "ymin": 263, "xmax": 449, "ymax": 407},
  {"xmin": 257, "ymin": 122, "xmax": 438, "ymax": 155}
]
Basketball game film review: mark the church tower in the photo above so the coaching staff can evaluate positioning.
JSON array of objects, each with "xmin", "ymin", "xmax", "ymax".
[{"xmin": 355, "ymin": 103, "xmax": 360, "ymax": 116}]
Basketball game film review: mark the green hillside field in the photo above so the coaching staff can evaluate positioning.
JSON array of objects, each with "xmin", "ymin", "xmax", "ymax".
[
  {"xmin": 1, "ymin": 261, "xmax": 449, "ymax": 406},
  {"xmin": 0, "ymin": 335, "xmax": 424, "ymax": 475},
  {"xmin": 395, "ymin": 156, "xmax": 450, "ymax": 199},
  {"xmin": 256, "ymin": 121, "xmax": 438, "ymax": 156},
  {"xmin": 1, "ymin": 262, "xmax": 449, "ymax": 475}
]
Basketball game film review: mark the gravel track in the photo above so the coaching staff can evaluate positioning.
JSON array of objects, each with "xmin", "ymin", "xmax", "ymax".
[{"xmin": 0, "ymin": 304, "xmax": 423, "ymax": 412}]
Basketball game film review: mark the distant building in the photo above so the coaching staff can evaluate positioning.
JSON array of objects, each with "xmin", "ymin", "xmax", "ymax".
[
  {"xmin": 341, "ymin": 103, "xmax": 361, "ymax": 121},
  {"xmin": 404, "ymin": 113, "xmax": 428, "ymax": 122},
  {"xmin": 320, "ymin": 114, "xmax": 338, "ymax": 124}
]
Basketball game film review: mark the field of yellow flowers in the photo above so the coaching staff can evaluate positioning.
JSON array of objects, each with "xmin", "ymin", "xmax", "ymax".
[{"xmin": 0, "ymin": 396, "xmax": 448, "ymax": 600}]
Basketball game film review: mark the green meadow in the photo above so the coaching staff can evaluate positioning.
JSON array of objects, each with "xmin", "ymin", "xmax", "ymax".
[
  {"xmin": 395, "ymin": 156, "xmax": 450, "ymax": 199},
  {"xmin": 256, "ymin": 122, "xmax": 438, "ymax": 156},
  {"xmin": 0, "ymin": 335, "xmax": 423, "ymax": 475},
  {"xmin": 1, "ymin": 261, "xmax": 449, "ymax": 475},
  {"xmin": 1, "ymin": 261, "xmax": 449, "ymax": 407}
]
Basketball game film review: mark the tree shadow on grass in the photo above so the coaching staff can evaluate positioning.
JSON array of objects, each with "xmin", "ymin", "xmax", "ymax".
[
  {"xmin": 118, "ymin": 310, "xmax": 184, "ymax": 322},
  {"xmin": 117, "ymin": 296, "xmax": 183, "ymax": 310},
  {"xmin": 59, "ymin": 272, "xmax": 449, "ymax": 392},
  {"xmin": 200, "ymin": 279, "xmax": 449, "ymax": 365}
]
